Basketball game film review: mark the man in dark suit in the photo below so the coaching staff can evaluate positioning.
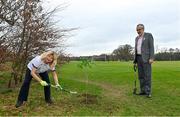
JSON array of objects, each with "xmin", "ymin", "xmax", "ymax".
[{"xmin": 134, "ymin": 24, "xmax": 154, "ymax": 98}]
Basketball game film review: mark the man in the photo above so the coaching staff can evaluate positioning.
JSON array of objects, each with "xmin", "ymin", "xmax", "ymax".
[{"xmin": 134, "ymin": 24, "xmax": 154, "ymax": 98}]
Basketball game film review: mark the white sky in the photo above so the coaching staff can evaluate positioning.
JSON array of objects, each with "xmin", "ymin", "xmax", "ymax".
[{"xmin": 43, "ymin": 0, "xmax": 180, "ymax": 56}]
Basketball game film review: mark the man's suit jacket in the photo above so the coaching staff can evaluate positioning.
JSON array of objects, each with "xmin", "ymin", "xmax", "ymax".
[{"xmin": 134, "ymin": 32, "xmax": 154, "ymax": 63}]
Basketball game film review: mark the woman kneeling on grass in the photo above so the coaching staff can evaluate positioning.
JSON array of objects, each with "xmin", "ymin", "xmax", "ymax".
[{"xmin": 15, "ymin": 51, "xmax": 61, "ymax": 108}]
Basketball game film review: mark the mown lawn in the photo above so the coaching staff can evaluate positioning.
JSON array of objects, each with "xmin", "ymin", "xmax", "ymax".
[{"xmin": 0, "ymin": 61, "xmax": 180, "ymax": 116}]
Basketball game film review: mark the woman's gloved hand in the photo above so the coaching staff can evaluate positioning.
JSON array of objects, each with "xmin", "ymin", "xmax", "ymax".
[
  {"xmin": 40, "ymin": 80, "xmax": 48, "ymax": 86},
  {"xmin": 55, "ymin": 83, "xmax": 63, "ymax": 90}
]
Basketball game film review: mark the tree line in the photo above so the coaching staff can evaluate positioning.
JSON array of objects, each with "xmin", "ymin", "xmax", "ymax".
[{"xmin": 70, "ymin": 44, "xmax": 180, "ymax": 61}]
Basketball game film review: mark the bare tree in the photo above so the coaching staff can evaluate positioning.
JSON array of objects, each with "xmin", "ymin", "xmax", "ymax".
[
  {"xmin": 0, "ymin": 0, "xmax": 20, "ymax": 64},
  {"xmin": 0, "ymin": 0, "xmax": 75, "ymax": 87}
]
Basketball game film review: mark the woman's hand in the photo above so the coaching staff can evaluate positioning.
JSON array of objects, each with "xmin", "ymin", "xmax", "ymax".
[
  {"xmin": 55, "ymin": 83, "xmax": 63, "ymax": 90},
  {"xmin": 40, "ymin": 80, "xmax": 48, "ymax": 86}
]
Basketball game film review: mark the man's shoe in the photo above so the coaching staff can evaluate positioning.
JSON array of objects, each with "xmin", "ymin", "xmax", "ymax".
[
  {"xmin": 15, "ymin": 100, "xmax": 23, "ymax": 108},
  {"xmin": 137, "ymin": 92, "xmax": 146, "ymax": 95},
  {"xmin": 46, "ymin": 99, "xmax": 53, "ymax": 104},
  {"xmin": 147, "ymin": 94, "xmax": 152, "ymax": 98}
]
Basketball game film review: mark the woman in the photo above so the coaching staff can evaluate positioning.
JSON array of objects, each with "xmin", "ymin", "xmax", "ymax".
[{"xmin": 15, "ymin": 51, "xmax": 61, "ymax": 108}]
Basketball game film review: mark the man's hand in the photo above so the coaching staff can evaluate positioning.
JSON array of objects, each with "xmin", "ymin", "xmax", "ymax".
[
  {"xmin": 55, "ymin": 83, "xmax": 63, "ymax": 90},
  {"xmin": 40, "ymin": 80, "xmax": 48, "ymax": 86},
  {"xmin": 149, "ymin": 59, "xmax": 154, "ymax": 64},
  {"xmin": 133, "ymin": 63, "xmax": 137, "ymax": 72}
]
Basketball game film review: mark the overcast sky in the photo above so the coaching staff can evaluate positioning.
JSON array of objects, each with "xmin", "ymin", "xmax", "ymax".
[{"xmin": 44, "ymin": 0, "xmax": 180, "ymax": 56}]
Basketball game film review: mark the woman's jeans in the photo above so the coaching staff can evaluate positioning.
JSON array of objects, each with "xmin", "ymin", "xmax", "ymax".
[{"xmin": 17, "ymin": 68, "xmax": 51, "ymax": 102}]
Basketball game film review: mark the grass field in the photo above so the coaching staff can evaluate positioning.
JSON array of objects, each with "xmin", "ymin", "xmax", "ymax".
[{"xmin": 0, "ymin": 61, "xmax": 180, "ymax": 116}]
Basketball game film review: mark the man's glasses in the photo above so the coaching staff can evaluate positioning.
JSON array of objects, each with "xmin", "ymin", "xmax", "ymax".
[{"xmin": 137, "ymin": 28, "xmax": 143, "ymax": 31}]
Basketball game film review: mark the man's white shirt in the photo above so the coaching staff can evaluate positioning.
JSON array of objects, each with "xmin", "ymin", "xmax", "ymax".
[{"xmin": 137, "ymin": 36, "xmax": 143, "ymax": 55}]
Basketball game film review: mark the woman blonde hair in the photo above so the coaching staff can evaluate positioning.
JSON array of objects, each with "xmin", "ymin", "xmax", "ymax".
[{"xmin": 40, "ymin": 51, "xmax": 58, "ymax": 68}]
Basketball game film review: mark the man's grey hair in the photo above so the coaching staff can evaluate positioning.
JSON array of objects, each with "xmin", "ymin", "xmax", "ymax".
[{"xmin": 137, "ymin": 24, "xmax": 145, "ymax": 29}]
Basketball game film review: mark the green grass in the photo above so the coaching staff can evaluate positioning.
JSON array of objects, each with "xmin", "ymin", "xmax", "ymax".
[{"xmin": 0, "ymin": 61, "xmax": 180, "ymax": 116}]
